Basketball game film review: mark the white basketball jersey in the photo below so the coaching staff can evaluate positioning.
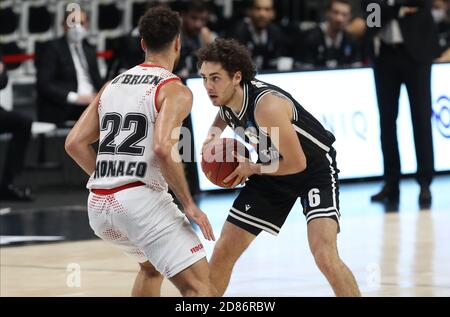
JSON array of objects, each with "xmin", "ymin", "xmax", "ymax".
[{"xmin": 87, "ymin": 64, "xmax": 180, "ymax": 191}]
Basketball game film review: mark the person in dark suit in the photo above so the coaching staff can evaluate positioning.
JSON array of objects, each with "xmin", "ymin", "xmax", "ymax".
[
  {"xmin": 106, "ymin": 28, "xmax": 143, "ymax": 79},
  {"xmin": 36, "ymin": 8, "xmax": 103, "ymax": 127},
  {"xmin": 225, "ymin": 0, "xmax": 287, "ymax": 71},
  {"xmin": 0, "ymin": 50, "xmax": 33, "ymax": 201},
  {"xmin": 296, "ymin": 0, "xmax": 363, "ymax": 69},
  {"xmin": 362, "ymin": 0, "xmax": 438, "ymax": 207}
]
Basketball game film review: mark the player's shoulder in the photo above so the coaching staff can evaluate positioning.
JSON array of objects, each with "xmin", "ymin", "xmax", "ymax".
[
  {"xmin": 257, "ymin": 89, "xmax": 291, "ymax": 108},
  {"xmin": 160, "ymin": 78, "xmax": 191, "ymax": 96},
  {"xmin": 157, "ymin": 78, "xmax": 192, "ymax": 108},
  {"xmin": 254, "ymin": 90, "xmax": 292, "ymax": 123}
]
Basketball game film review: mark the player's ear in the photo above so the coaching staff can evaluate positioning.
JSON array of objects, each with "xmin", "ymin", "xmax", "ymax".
[
  {"xmin": 140, "ymin": 38, "xmax": 146, "ymax": 53},
  {"xmin": 174, "ymin": 35, "xmax": 181, "ymax": 53},
  {"xmin": 233, "ymin": 71, "xmax": 242, "ymax": 86}
]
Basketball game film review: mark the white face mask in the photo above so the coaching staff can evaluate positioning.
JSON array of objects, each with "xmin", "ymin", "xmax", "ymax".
[
  {"xmin": 67, "ymin": 24, "xmax": 88, "ymax": 43},
  {"xmin": 432, "ymin": 9, "xmax": 446, "ymax": 24}
]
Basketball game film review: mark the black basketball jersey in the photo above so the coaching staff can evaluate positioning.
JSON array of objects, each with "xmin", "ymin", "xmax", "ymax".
[{"xmin": 219, "ymin": 79, "xmax": 336, "ymax": 169}]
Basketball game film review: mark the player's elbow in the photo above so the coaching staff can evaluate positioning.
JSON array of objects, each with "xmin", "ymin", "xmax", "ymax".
[
  {"xmin": 291, "ymin": 156, "xmax": 307, "ymax": 173},
  {"xmin": 298, "ymin": 159, "xmax": 307, "ymax": 173},
  {"xmin": 65, "ymin": 136, "xmax": 76, "ymax": 157},
  {"xmin": 65, "ymin": 133, "xmax": 82, "ymax": 158},
  {"xmin": 153, "ymin": 142, "xmax": 172, "ymax": 160}
]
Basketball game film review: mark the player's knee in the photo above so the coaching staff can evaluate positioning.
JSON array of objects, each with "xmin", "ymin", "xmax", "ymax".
[
  {"xmin": 211, "ymin": 238, "xmax": 240, "ymax": 266},
  {"xmin": 311, "ymin": 245, "xmax": 340, "ymax": 275}
]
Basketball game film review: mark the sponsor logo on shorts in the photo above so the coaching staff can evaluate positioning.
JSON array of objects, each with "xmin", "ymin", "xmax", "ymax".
[{"xmin": 190, "ymin": 243, "xmax": 204, "ymax": 254}]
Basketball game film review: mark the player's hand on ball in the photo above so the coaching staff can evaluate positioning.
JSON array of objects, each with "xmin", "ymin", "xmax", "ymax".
[
  {"xmin": 223, "ymin": 151, "xmax": 260, "ymax": 188},
  {"xmin": 201, "ymin": 134, "xmax": 218, "ymax": 155},
  {"xmin": 184, "ymin": 203, "xmax": 215, "ymax": 241}
]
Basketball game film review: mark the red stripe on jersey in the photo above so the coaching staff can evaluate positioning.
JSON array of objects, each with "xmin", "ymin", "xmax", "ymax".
[
  {"xmin": 91, "ymin": 181, "xmax": 145, "ymax": 195},
  {"xmin": 154, "ymin": 77, "xmax": 182, "ymax": 113},
  {"xmin": 139, "ymin": 63, "xmax": 168, "ymax": 71}
]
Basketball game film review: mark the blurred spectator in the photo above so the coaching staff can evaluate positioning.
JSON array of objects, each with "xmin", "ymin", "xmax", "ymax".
[
  {"xmin": 362, "ymin": 0, "xmax": 438, "ymax": 207},
  {"xmin": 296, "ymin": 0, "xmax": 362, "ymax": 69},
  {"xmin": 433, "ymin": 0, "xmax": 450, "ymax": 62},
  {"xmin": 106, "ymin": 27, "xmax": 143, "ymax": 79},
  {"xmin": 0, "ymin": 50, "xmax": 33, "ymax": 201},
  {"xmin": 36, "ymin": 8, "xmax": 103, "ymax": 127},
  {"xmin": 347, "ymin": 16, "xmax": 367, "ymax": 39},
  {"xmin": 175, "ymin": 0, "xmax": 215, "ymax": 78},
  {"xmin": 225, "ymin": 0, "xmax": 288, "ymax": 71},
  {"xmin": 107, "ymin": 1, "xmax": 163, "ymax": 79}
]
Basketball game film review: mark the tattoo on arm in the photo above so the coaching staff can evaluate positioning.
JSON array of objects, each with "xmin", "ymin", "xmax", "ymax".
[{"xmin": 269, "ymin": 91, "xmax": 290, "ymax": 101}]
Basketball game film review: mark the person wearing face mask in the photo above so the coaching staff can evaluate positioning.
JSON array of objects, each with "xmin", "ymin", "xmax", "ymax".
[
  {"xmin": 36, "ymin": 8, "xmax": 103, "ymax": 127},
  {"xmin": 433, "ymin": 0, "xmax": 450, "ymax": 62},
  {"xmin": 225, "ymin": 0, "xmax": 288, "ymax": 71}
]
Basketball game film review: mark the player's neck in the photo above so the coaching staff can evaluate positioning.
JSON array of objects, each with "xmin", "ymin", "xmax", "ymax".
[
  {"xmin": 227, "ymin": 85, "xmax": 244, "ymax": 114},
  {"xmin": 144, "ymin": 54, "xmax": 174, "ymax": 72}
]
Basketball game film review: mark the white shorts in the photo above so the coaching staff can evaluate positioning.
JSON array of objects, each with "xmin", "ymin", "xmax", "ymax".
[{"xmin": 87, "ymin": 185, "xmax": 206, "ymax": 278}]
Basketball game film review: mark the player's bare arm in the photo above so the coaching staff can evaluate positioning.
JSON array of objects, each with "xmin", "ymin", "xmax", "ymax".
[
  {"xmin": 224, "ymin": 92, "xmax": 307, "ymax": 187},
  {"xmin": 202, "ymin": 111, "xmax": 228, "ymax": 154},
  {"xmin": 154, "ymin": 81, "xmax": 215, "ymax": 241},
  {"xmin": 65, "ymin": 83, "xmax": 109, "ymax": 175},
  {"xmin": 256, "ymin": 93, "xmax": 307, "ymax": 175}
]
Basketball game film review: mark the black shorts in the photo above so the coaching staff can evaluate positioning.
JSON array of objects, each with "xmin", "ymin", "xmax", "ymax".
[{"xmin": 227, "ymin": 149, "xmax": 340, "ymax": 236}]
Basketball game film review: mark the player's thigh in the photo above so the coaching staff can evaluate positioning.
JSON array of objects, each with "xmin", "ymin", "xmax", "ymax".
[
  {"xmin": 117, "ymin": 189, "xmax": 208, "ymax": 279},
  {"xmin": 307, "ymin": 217, "xmax": 339, "ymax": 254},
  {"xmin": 169, "ymin": 257, "xmax": 212, "ymax": 293},
  {"xmin": 212, "ymin": 221, "xmax": 257, "ymax": 264}
]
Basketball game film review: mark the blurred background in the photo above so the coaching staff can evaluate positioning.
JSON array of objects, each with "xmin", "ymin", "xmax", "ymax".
[
  {"xmin": 0, "ymin": 0, "xmax": 449, "ymax": 297},
  {"xmin": 0, "ymin": 0, "xmax": 448, "ymax": 193}
]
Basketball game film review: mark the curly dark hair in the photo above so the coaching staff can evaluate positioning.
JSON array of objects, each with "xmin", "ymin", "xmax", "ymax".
[
  {"xmin": 138, "ymin": 6, "xmax": 181, "ymax": 52},
  {"xmin": 197, "ymin": 38, "xmax": 256, "ymax": 83}
]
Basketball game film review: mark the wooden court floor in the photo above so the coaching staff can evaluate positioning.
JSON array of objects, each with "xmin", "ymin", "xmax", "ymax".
[{"xmin": 1, "ymin": 179, "xmax": 450, "ymax": 297}]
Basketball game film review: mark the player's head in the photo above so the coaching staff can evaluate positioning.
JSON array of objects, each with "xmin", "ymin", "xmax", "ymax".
[
  {"xmin": 326, "ymin": 0, "xmax": 352, "ymax": 32},
  {"xmin": 138, "ymin": 6, "xmax": 182, "ymax": 68},
  {"xmin": 197, "ymin": 38, "xmax": 256, "ymax": 107},
  {"xmin": 181, "ymin": 0, "xmax": 210, "ymax": 37}
]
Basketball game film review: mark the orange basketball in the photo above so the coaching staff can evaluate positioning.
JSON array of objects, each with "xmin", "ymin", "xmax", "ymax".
[{"xmin": 201, "ymin": 138, "xmax": 250, "ymax": 188}]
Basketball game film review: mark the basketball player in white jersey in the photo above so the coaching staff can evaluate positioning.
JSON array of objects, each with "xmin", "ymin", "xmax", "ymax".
[{"xmin": 65, "ymin": 6, "xmax": 216, "ymax": 297}]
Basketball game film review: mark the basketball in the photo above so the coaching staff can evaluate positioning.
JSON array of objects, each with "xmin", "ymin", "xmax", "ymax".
[{"xmin": 201, "ymin": 138, "xmax": 250, "ymax": 188}]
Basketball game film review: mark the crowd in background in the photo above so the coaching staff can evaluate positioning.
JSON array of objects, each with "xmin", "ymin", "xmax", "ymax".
[{"xmin": 0, "ymin": 0, "xmax": 449, "ymax": 201}]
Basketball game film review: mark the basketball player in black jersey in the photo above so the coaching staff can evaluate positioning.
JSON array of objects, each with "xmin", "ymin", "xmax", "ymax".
[{"xmin": 198, "ymin": 38, "xmax": 360, "ymax": 296}]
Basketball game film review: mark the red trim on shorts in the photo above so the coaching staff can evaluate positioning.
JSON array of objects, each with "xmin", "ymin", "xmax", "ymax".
[
  {"xmin": 91, "ymin": 181, "xmax": 145, "ymax": 195},
  {"xmin": 153, "ymin": 77, "xmax": 182, "ymax": 113}
]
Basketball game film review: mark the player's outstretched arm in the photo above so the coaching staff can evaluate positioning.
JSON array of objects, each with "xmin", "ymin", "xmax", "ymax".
[
  {"xmin": 65, "ymin": 83, "xmax": 108, "ymax": 175},
  {"xmin": 154, "ymin": 81, "xmax": 215, "ymax": 241}
]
